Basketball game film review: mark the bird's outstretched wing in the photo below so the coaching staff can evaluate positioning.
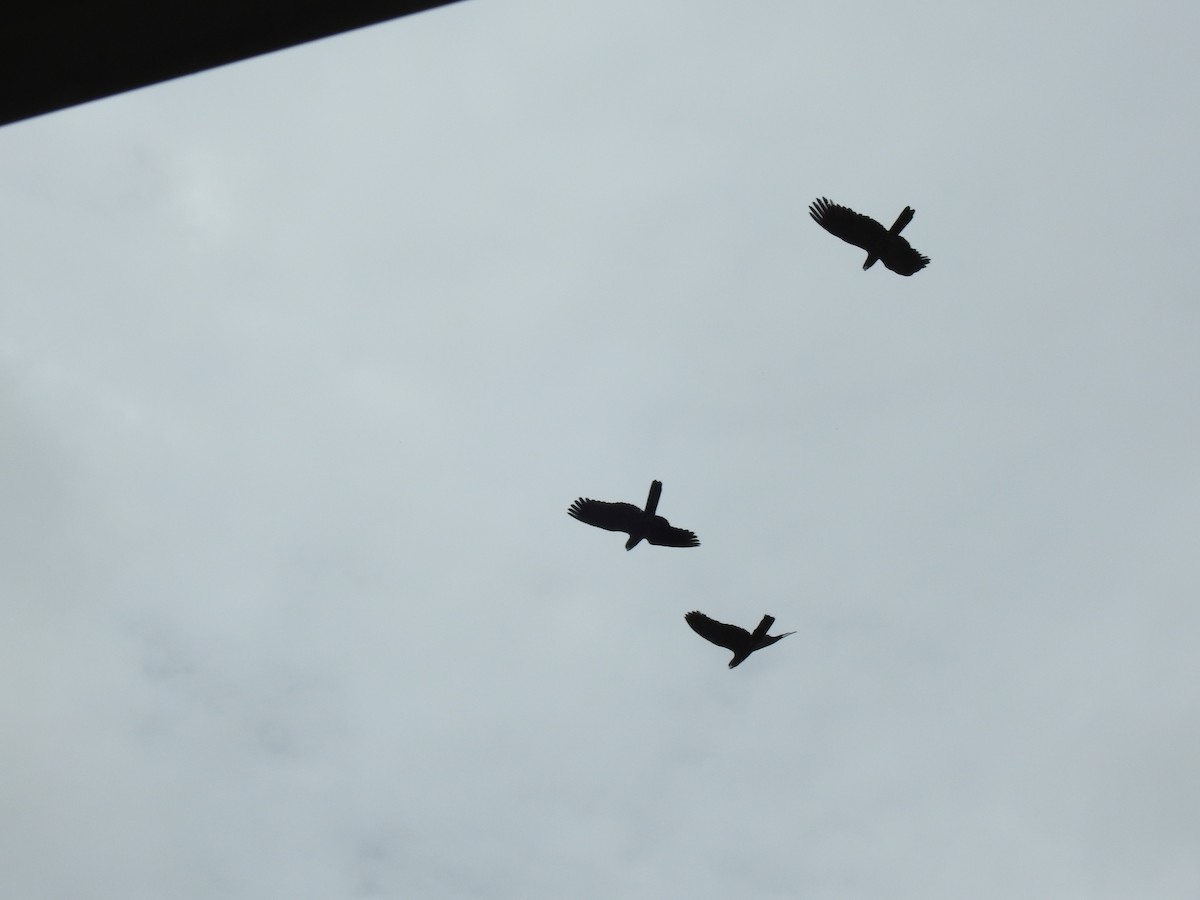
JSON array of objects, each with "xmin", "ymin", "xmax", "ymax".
[
  {"xmin": 568, "ymin": 498, "xmax": 644, "ymax": 533},
  {"xmin": 647, "ymin": 525, "xmax": 700, "ymax": 548},
  {"xmin": 685, "ymin": 611, "xmax": 750, "ymax": 650},
  {"xmin": 644, "ymin": 480, "xmax": 663, "ymax": 516},
  {"xmin": 880, "ymin": 242, "xmax": 930, "ymax": 276},
  {"xmin": 809, "ymin": 197, "xmax": 888, "ymax": 252},
  {"xmin": 751, "ymin": 614, "xmax": 776, "ymax": 638}
]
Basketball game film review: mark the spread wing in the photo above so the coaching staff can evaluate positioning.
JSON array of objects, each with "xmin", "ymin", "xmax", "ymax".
[
  {"xmin": 809, "ymin": 197, "xmax": 888, "ymax": 253},
  {"xmin": 646, "ymin": 524, "xmax": 700, "ymax": 548},
  {"xmin": 751, "ymin": 614, "xmax": 776, "ymax": 638},
  {"xmin": 685, "ymin": 611, "xmax": 750, "ymax": 651},
  {"xmin": 568, "ymin": 498, "xmax": 643, "ymax": 534},
  {"xmin": 880, "ymin": 240, "xmax": 930, "ymax": 275}
]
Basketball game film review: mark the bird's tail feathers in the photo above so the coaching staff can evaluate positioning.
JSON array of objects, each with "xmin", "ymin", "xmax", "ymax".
[
  {"xmin": 644, "ymin": 480, "xmax": 663, "ymax": 515},
  {"xmin": 889, "ymin": 206, "xmax": 915, "ymax": 234}
]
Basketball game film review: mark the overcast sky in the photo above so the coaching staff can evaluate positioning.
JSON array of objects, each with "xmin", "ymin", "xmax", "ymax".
[{"xmin": 2, "ymin": 1, "xmax": 1198, "ymax": 898}]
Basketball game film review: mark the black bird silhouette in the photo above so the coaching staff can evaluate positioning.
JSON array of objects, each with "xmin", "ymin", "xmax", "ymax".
[
  {"xmin": 568, "ymin": 480, "xmax": 699, "ymax": 550},
  {"xmin": 685, "ymin": 611, "xmax": 795, "ymax": 668},
  {"xmin": 809, "ymin": 197, "xmax": 930, "ymax": 275}
]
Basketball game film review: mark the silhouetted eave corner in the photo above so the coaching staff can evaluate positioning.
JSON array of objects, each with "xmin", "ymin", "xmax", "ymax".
[{"xmin": 0, "ymin": 0, "xmax": 468, "ymax": 127}]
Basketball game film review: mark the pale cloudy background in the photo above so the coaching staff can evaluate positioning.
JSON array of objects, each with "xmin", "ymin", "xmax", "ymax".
[{"xmin": 2, "ymin": 1, "xmax": 1198, "ymax": 898}]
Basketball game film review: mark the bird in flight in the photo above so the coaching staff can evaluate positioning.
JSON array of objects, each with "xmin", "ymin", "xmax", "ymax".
[
  {"xmin": 809, "ymin": 197, "xmax": 930, "ymax": 275},
  {"xmin": 568, "ymin": 480, "xmax": 699, "ymax": 550},
  {"xmin": 685, "ymin": 611, "xmax": 795, "ymax": 668}
]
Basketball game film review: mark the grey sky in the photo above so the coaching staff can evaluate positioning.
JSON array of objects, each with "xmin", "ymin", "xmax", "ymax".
[{"xmin": 2, "ymin": 1, "xmax": 1198, "ymax": 898}]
